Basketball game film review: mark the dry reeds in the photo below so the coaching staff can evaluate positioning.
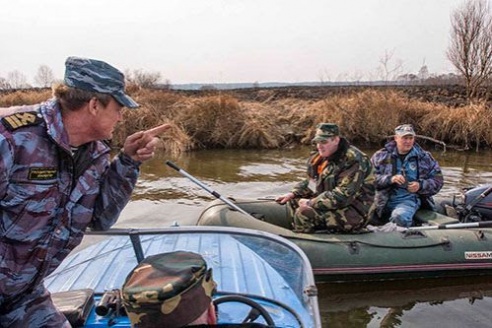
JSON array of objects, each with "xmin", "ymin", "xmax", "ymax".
[
  {"xmin": 420, "ymin": 101, "xmax": 492, "ymax": 151},
  {"xmin": 1, "ymin": 88, "xmax": 491, "ymax": 152},
  {"xmin": 172, "ymin": 95, "xmax": 246, "ymax": 148},
  {"xmin": 0, "ymin": 89, "xmax": 52, "ymax": 107},
  {"xmin": 274, "ymin": 89, "xmax": 431, "ymax": 146},
  {"xmin": 234, "ymin": 102, "xmax": 285, "ymax": 148}
]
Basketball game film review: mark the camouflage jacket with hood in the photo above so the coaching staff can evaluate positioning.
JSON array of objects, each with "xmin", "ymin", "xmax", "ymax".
[
  {"xmin": 0, "ymin": 99, "xmax": 139, "ymax": 301},
  {"xmin": 291, "ymin": 138, "xmax": 375, "ymax": 221},
  {"xmin": 370, "ymin": 140, "xmax": 444, "ymax": 218}
]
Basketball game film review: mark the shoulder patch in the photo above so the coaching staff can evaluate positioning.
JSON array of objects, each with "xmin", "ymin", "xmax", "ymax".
[
  {"xmin": 1, "ymin": 111, "xmax": 43, "ymax": 131},
  {"xmin": 29, "ymin": 167, "xmax": 57, "ymax": 180}
]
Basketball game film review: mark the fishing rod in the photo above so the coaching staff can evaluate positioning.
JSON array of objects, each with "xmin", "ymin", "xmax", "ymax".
[{"xmin": 165, "ymin": 161, "xmax": 254, "ymax": 218}]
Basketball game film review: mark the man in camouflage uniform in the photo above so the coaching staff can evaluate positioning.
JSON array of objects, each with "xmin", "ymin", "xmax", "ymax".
[
  {"xmin": 0, "ymin": 57, "xmax": 169, "ymax": 327},
  {"xmin": 122, "ymin": 251, "xmax": 217, "ymax": 327},
  {"xmin": 276, "ymin": 123, "xmax": 375, "ymax": 233},
  {"xmin": 370, "ymin": 124, "xmax": 443, "ymax": 227}
]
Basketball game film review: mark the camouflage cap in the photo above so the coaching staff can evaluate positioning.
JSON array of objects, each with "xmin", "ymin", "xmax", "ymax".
[
  {"xmin": 64, "ymin": 56, "xmax": 139, "ymax": 109},
  {"xmin": 312, "ymin": 123, "xmax": 339, "ymax": 142},
  {"xmin": 122, "ymin": 251, "xmax": 216, "ymax": 328},
  {"xmin": 395, "ymin": 124, "xmax": 415, "ymax": 137}
]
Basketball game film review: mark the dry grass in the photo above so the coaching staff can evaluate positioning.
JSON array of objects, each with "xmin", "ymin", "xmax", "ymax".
[
  {"xmin": 235, "ymin": 102, "xmax": 285, "ymax": 148},
  {"xmin": 171, "ymin": 95, "xmax": 247, "ymax": 148},
  {"xmin": 1, "ymin": 88, "xmax": 489, "ymax": 152},
  {"xmin": 420, "ymin": 101, "xmax": 492, "ymax": 151},
  {"xmin": 0, "ymin": 89, "xmax": 52, "ymax": 107}
]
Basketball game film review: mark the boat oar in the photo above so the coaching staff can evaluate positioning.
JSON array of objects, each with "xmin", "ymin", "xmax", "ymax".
[
  {"xmin": 166, "ymin": 160, "xmax": 254, "ymax": 218},
  {"xmin": 409, "ymin": 220, "xmax": 492, "ymax": 230}
]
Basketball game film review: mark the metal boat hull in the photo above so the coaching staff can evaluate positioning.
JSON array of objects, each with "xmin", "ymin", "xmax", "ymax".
[{"xmin": 46, "ymin": 226, "xmax": 321, "ymax": 327}]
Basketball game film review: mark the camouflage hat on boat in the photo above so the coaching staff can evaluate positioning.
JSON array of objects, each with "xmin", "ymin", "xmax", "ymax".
[
  {"xmin": 64, "ymin": 56, "xmax": 139, "ymax": 109},
  {"xmin": 312, "ymin": 123, "xmax": 339, "ymax": 142},
  {"xmin": 121, "ymin": 251, "xmax": 216, "ymax": 328}
]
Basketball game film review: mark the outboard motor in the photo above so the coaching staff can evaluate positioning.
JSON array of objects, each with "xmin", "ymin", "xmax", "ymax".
[{"xmin": 452, "ymin": 184, "xmax": 492, "ymax": 222}]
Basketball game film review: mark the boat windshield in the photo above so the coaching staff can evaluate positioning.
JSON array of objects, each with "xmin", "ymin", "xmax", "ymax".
[{"xmin": 45, "ymin": 226, "xmax": 320, "ymax": 327}]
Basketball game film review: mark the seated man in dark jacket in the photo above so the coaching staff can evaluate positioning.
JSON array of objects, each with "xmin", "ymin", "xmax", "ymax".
[{"xmin": 370, "ymin": 124, "xmax": 444, "ymax": 227}]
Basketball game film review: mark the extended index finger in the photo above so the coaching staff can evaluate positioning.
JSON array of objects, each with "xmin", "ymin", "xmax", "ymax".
[{"xmin": 144, "ymin": 123, "xmax": 171, "ymax": 137}]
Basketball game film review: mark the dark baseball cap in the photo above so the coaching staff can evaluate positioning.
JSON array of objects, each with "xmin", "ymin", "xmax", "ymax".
[{"xmin": 64, "ymin": 56, "xmax": 139, "ymax": 109}]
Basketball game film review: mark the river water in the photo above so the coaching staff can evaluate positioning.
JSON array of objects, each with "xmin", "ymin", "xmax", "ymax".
[{"xmin": 112, "ymin": 146, "xmax": 492, "ymax": 327}]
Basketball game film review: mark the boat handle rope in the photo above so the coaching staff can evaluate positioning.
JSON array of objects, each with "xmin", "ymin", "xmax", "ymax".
[{"xmin": 283, "ymin": 234, "xmax": 451, "ymax": 249}]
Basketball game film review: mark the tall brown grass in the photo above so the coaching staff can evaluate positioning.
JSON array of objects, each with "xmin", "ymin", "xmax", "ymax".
[
  {"xmin": 0, "ymin": 89, "xmax": 52, "ymax": 107},
  {"xmin": 1, "ymin": 88, "xmax": 489, "ymax": 152},
  {"xmin": 420, "ymin": 101, "xmax": 492, "ymax": 152}
]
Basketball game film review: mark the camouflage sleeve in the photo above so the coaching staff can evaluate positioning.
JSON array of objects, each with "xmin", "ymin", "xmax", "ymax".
[
  {"xmin": 417, "ymin": 152, "xmax": 444, "ymax": 196},
  {"xmin": 313, "ymin": 154, "xmax": 371, "ymax": 210},
  {"xmin": 0, "ymin": 134, "xmax": 13, "ymax": 200},
  {"xmin": 90, "ymin": 152, "xmax": 140, "ymax": 231},
  {"xmin": 291, "ymin": 179, "xmax": 314, "ymax": 198},
  {"xmin": 370, "ymin": 151, "xmax": 393, "ymax": 190},
  {"xmin": 291, "ymin": 152, "xmax": 318, "ymax": 197}
]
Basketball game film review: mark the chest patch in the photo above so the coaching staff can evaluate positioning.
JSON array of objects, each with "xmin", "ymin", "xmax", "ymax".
[
  {"xmin": 28, "ymin": 168, "xmax": 57, "ymax": 180},
  {"xmin": 1, "ymin": 111, "xmax": 42, "ymax": 131}
]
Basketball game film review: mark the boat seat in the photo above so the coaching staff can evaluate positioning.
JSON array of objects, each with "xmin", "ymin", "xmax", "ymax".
[
  {"xmin": 414, "ymin": 209, "xmax": 460, "ymax": 226},
  {"xmin": 51, "ymin": 288, "xmax": 94, "ymax": 327}
]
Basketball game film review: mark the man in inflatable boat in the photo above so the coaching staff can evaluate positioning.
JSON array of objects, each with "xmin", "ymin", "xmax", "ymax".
[{"xmin": 276, "ymin": 123, "xmax": 375, "ymax": 233}]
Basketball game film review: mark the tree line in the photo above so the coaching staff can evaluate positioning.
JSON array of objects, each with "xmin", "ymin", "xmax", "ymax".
[
  {"xmin": 1, "ymin": 0, "xmax": 491, "ymax": 103},
  {"xmin": 0, "ymin": 66, "xmax": 166, "ymax": 91}
]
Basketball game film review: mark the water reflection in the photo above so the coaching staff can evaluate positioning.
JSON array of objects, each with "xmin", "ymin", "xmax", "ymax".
[
  {"xmin": 319, "ymin": 276, "xmax": 492, "ymax": 328},
  {"xmin": 135, "ymin": 146, "xmax": 492, "ymax": 202},
  {"xmin": 119, "ymin": 147, "xmax": 492, "ymax": 327}
]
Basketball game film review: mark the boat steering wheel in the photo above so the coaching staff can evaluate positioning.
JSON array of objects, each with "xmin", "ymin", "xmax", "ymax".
[{"xmin": 213, "ymin": 295, "xmax": 276, "ymax": 326}]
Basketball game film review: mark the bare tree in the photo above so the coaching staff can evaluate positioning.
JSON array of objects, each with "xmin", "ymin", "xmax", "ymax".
[
  {"xmin": 397, "ymin": 73, "xmax": 418, "ymax": 83},
  {"xmin": 6, "ymin": 70, "xmax": 30, "ymax": 89},
  {"xmin": 0, "ymin": 76, "xmax": 10, "ymax": 90},
  {"xmin": 161, "ymin": 79, "xmax": 172, "ymax": 90},
  {"xmin": 200, "ymin": 84, "xmax": 217, "ymax": 91},
  {"xmin": 336, "ymin": 72, "xmax": 349, "ymax": 82},
  {"xmin": 349, "ymin": 70, "xmax": 365, "ymax": 84},
  {"xmin": 447, "ymin": 0, "xmax": 492, "ymax": 101},
  {"xmin": 126, "ymin": 69, "xmax": 161, "ymax": 88},
  {"xmin": 34, "ymin": 65, "xmax": 55, "ymax": 88},
  {"xmin": 317, "ymin": 69, "xmax": 332, "ymax": 84},
  {"xmin": 377, "ymin": 49, "xmax": 404, "ymax": 82}
]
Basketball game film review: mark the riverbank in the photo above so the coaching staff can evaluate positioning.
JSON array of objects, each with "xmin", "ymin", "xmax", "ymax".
[{"xmin": 1, "ymin": 85, "xmax": 490, "ymax": 152}]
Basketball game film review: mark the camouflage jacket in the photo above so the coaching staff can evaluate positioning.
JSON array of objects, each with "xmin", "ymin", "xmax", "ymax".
[
  {"xmin": 292, "ymin": 138, "xmax": 375, "ymax": 219},
  {"xmin": 0, "ymin": 99, "xmax": 139, "ymax": 300},
  {"xmin": 370, "ymin": 140, "xmax": 444, "ymax": 218}
]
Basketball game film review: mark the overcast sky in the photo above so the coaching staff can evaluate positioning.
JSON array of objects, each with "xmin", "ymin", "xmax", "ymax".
[{"xmin": 1, "ymin": 0, "xmax": 467, "ymax": 85}]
